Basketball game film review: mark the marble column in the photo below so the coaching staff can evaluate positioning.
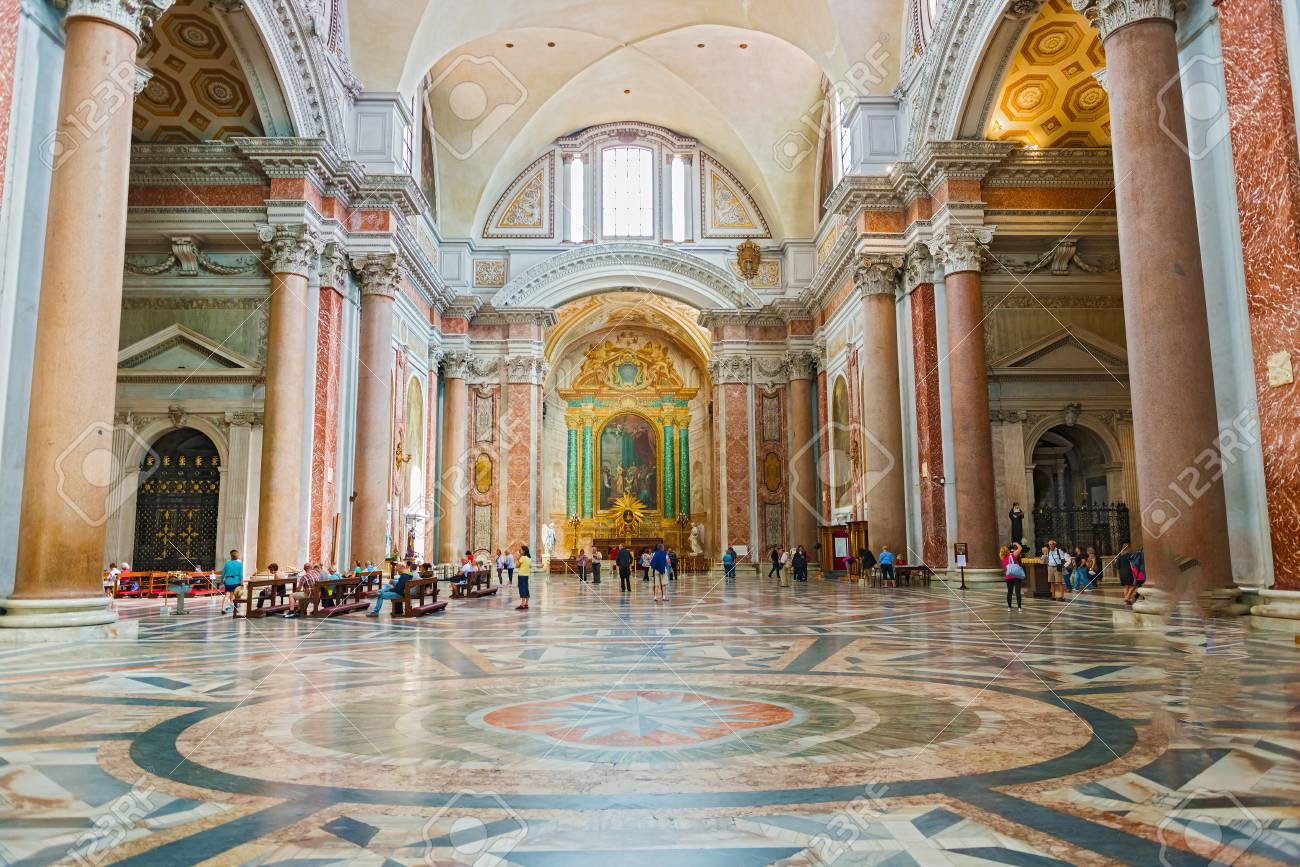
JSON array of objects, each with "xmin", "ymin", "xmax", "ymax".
[
  {"xmin": 1217, "ymin": 0, "xmax": 1300, "ymax": 591},
  {"xmin": 906, "ymin": 246, "xmax": 949, "ymax": 567},
  {"xmin": 712, "ymin": 355, "xmax": 754, "ymax": 551},
  {"xmin": 348, "ymin": 253, "xmax": 400, "ymax": 564},
  {"xmin": 580, "ymin": 417, "xmax": 594, "ymax": 518},
  {"xmin": 662, "ymin": 420, "xmax": 676, "ymax": 518},
  {"xmin": 787, "ymin": 352, "xmax": 819, "ymax": 551},
  {"xmin": 565, "ymin": 424, "xmax": 578, "ymax": 518},
  {"xmin": 1075, "ymin": 0, "xmax": 1233, "ymax": 598},
  {"xmin": 504, "ymin": 356, "xmax": 546, "ymax": 553},
  {"xmin": 255, "ymin": 223, "xmax": 323, "ymax": 573},
  {"xmin": 309, "ymin": 246, "xmax": 347, "ymax": 564},
  {"xmin": 678, "ymin": 427, "xmax": 691, "ymax": 515},
  {"xmin": 856, "ymin": 255, "xmax": 907, "ymax": 556},
  {"xmin": 438, "ymin": 352, "xmax": 470, "ymax": 563},
  {"xmin": 0, "ymin": 0, "xmax": 172, "ymax": 639},
  {"xmin": 936, "ymin": 228, "xmax": 999, "ymax": 571}
]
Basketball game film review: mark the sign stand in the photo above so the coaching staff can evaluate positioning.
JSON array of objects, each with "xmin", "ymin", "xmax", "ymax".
[{"xmin": 954, "ymin": 542, "xmax": 969, "ymax": 591}]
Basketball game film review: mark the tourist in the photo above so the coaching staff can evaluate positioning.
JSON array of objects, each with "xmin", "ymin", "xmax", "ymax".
[
  {"xmin": 768, "ymin": 546, "xmax": 781, "ymax": 581},
  {"xmin": 650, "ymin": 543, "xmax": 669, "ymax": 602},
  {"xmin": 1085, "ymin": 547, "xmax": 1100, "ymax": 590},
  {"xmin": 722, "ymin": 546, "xmax": 737, "ymax": 581},
  {"xmin": 496, "ymin": 549, "xmax": 505, "ymax": 585},
  {"xmin": 367, "ymin": 563, "xmax": 412, "ymax": 617},
  {"xmin": 616, "ymin": 545, "xmax": 633, "ymax": 592},
  {"xmin": 667, "ymin": 547, "xmax": 678, "ymax": 581},
  {"xmin": 285, "ymin": 564, "xmax": 318, "ymax": 619},
  {"xmin": 591, "ymin": 547, "xmax": 602, "ymax": 584},
  {"xmin": 504, "ymin": 549, "xmax": 516, "ymax": 584},
  {"xmin": 779, "ymin": 546, "xmax": 791, "ymax": 587},
  {"xmin": 878, "ymin": 545, "xmax": 896, "ymax": 585},
  {"xmin": 1071, "ymin": 545, "xmax": 1089, "ymax": 593},
  {"xmin": 1044, "ymin": 539, "xmax": 1069, "ymax": 590},
  {"xmin": 1125, "ymin": 549, "xmax": 1145, "ymax": 606},
  {"xmin": 458, "ymin": 556, "xmax": 474, "ymax": 591},
  {"xmin": 577, "ymin": 548, "xmax": 589, "ymax": 582},
  {"xmin": 220, "ymin": 549, "xmax": 243, "ymax": 613},
  {"xmin": 515, "ymin": 545, "xmax": 532, "ymax": 610},
  {"xmin": 792, "ymin": 546, "xmax": 808, "ymax": 582},
  {"xmin": 1008, "ymin": 502, "xmax": 1025, "ymax": 543},
  {"xmin": 1002, "ymin": 543, "xmax": 1025, "ymax": 611},
  {"xmin": 255, "ymin": 563, "xmax": 285, "ymax": 611},
  {"xmin": 859, "ymin": 547, "xmax": 876, "ymax": 579},
  {"xmin": 641, "ymin": 549, "xmax": 651, "ymax": 582}
]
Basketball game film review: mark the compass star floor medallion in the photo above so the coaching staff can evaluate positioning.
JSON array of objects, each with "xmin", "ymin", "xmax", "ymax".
[{"xmin": 477, "ymin": 689, "xmax": 797, "ymax": 749}]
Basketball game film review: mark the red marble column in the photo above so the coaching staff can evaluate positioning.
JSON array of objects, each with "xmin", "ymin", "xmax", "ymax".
[
  {"xmin": 424, "ymin": 351, "xmax": 441, "ymax": 561},
  {"xmin": 908, "ymin": 246, "xmax": 949, "ymax": 567},
  {"xmin": 1078, "ymin": 0, "xmax": 1233, "ymax": 594},
  {"xmin": 712, "ymin": 355, "xmax": 754, "ymax": 553},
  {"xmin": 857, "ymin": 255, "xmax": 907, "ymax": 556},
  {"xmin": 816, "ymin": 368, "xmax": 831, "ymax": 521},
  {"xmin": 937, "ymin": 229, "xmax": 998, "ymax": 570},
  {"xmin": 349, "ymin": 254, "xmax": 399, "ymax": 565},
  {"xmin": 308, "ymin": 251, "xmax": 346, "ymax": 565},
  {"xmin": 439, "ymin": 354, "xmax": 470, "ymax": 563},
  {"xmin": 787, "ymin": 353, "xmax": 820, "ymax": 553},
  {"xmin": 504, "ymin": 358, "xmax": 545, "ymax": 553},
  {"xmin": 1218, "ymin": 0, "xmax": 1300, "ymax": 590}
]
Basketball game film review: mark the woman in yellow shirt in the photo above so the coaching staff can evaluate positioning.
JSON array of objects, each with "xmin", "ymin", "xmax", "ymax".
[{"xmin": 515, "ymin": 545, "xmax": 532, "ymax": 611}]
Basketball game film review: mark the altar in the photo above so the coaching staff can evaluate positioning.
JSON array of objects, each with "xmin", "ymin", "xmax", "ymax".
[{"xmin": 557, "ymin": 337, "xmax": 701, "ymax": 552}]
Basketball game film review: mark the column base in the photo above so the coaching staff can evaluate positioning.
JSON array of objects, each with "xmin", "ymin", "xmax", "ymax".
[
  {"xmin": 1116, "ymin": 586, "xmax": 1246, "ymax": 626},
  {"xmin": 0, "ymin": 595, "xmax": 136, "ymax": 642},
  {"xmin": 1248, "ymin": 589, "xmax": 1300, "ymax": 633}
]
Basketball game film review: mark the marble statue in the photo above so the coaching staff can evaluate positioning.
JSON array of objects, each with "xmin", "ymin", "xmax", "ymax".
[
  {"xmin": 543, "ymin": 522, "xmax": 557, "ymax": 561},
  {"xmin": 688, "ymin": 522, "xmax": 704, "ymax": 556}
]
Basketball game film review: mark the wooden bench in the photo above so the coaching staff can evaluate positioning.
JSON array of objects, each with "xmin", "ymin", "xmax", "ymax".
[
  {"xmin": 310, "ymin": 577, "xmax": 369, "ymax": 617},
  {"xmin": 394, "ymin": 575, "xmax": 447, "ymax": 617},
  {"xmin": 446, "ymin": 567, "xmax": 497, "ymax": 598},
  {"xmin": 236, "ymin": 576, "xmax": 294, "ymax": 618}
]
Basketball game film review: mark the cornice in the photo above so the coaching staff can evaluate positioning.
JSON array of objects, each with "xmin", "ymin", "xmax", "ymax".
[
  {"xmin": 697, "ymin": 307, "xmax": 786, "ymax": 331},
  {"xmin": 912, "ymin": 140, "xmax": 1019, "ymax": 190},
  {"xmin": 470, "ymin": 306, "xmax": 559, "ymax": 328},
  {"xmin": 444, "ymin": 295, "xmax": 484, "ymax": 321},
  {"xmin": 823, "ymin": 175, "xmax": 902, "ymax": 220},
  {"xmin": 984, "ymin": 148, "xmax": 1116, "ymax": 188}
]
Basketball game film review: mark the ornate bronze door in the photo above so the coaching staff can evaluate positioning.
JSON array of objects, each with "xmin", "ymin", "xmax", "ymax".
[{"xmin": 131, "ymin": 428, "xmax": 221, "ymax": 571}]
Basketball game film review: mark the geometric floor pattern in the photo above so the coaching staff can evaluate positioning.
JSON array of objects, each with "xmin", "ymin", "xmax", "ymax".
[{"xmin": 0, "ymin": 574, "xmax": 1297, "ymax": 865}]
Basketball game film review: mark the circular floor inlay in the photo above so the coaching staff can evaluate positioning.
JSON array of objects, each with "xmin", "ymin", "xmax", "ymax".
[{"xmin": 474, "ymin": 689, "xmax": 796, "ymax": 750}]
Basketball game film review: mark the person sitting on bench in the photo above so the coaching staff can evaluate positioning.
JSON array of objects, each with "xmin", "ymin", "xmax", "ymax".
[
  {"xmin": 284, "ymin": 564, "xmax": 318, "ymax": 619},
  {"xmin": 457, "ymin": 557, "xmax": 474, "ymax": 589},
  {"xmin": 256, "ymin": 564, "xmax": 288, "ymax": 609},
  {"xmin": 367, "ymin": 564, "xmax": 413, "ymax": 617}
]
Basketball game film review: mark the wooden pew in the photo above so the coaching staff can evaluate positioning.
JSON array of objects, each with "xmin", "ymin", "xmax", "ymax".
[
  {"xmin": 236, "ymin": 576, "xmax": 293, "ymax": 618},
  {"xmin": 310, "ymin": 577, "xmax": 368, "ymax": 617},
  {"xmin": 394, "ymin": 575, "xmax": 446, "ymax": 617},
  {"xmin": 465, "ymin": 567, "xmax": 497, "ymax": 598}
]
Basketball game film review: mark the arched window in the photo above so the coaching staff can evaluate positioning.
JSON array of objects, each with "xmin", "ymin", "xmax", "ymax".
[{"xmin": 601, "ymin": 146, "xmax": 655, "ymax": 238}]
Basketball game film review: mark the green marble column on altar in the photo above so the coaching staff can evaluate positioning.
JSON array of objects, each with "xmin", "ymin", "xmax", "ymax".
[
  {"xmin": 566, "ymin": 426, "xmax": 578, "ymax": 517},
  {"xmin": 581, "ymin": 422, "xmax": 594, "ymax": 518},
  {"xmin": 678, "ymin": 427, "xmax": 690, "ymax": 515},
  {"xmin": 662, "ymin": 423, "xmax": 675, "ymax": 518}
]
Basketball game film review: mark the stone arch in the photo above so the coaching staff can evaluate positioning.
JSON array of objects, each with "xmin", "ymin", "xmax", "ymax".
[
  {"xmin": 493, "ymin": 243, "xmax": 758, "ymax": 310},
  {"xmin": 1021, "ymin": 410, "xmax": 1121, "ymax": 469}
]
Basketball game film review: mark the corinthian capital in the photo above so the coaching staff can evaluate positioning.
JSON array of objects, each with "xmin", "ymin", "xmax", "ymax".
[
  {"xmin": 442, "ymin": 351, "xmax": 473, "ymax": 380},
  {"xmin": 934, "ymin": 227, "xmax": 994, "ymax": 276},
  {"xmin": 505, "ymin": 356, "xmax": 548, "ymax": 385},
  {"xmin": 785, "ymin": 350, "xmax": 818, "ymax": 381},
  {"xmin": 855, "ymin": 254, "xmax": 904, "ymax": 297},
  {"xmin": 1071, "ymin": 0, "xmax": 1186, "ymax": 41},
  {"xmin": 58, "ymin": 0, "xmax": 175, "ymax": 41},
  {"xmin": 904, "ymin": 245, "xmax": 936, "ymax": 291},
  {"xmin": 256, "ymin": 223, "xmax": 323, "ymax": 278},
  {"xmin": 350, "ymin": 253, "xmax": 402, "ymax": 298}
]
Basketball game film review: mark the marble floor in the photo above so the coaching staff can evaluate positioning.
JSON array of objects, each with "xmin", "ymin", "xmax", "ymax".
[{"xmin": 0, "ymin": 574, "xmax": 1298, "ymax": 866}]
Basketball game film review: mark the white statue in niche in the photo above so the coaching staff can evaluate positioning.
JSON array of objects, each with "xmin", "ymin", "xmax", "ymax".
[
  {"xmin": 689, "ymin": 522, "xmax": 705, "ymax": 556},
  {"xmin": 542, "ymin": 522, "xmax": 557, "ymax": 562}
]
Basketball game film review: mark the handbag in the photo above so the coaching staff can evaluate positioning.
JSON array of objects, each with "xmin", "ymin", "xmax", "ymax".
[{"xmin": 1005, "ymin": 563, "xmax": 1026, "ymax": 580}]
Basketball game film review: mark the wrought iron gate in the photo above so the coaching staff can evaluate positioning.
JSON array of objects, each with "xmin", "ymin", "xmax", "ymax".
[
  {"xmin": 131, "ymin": 428, "xmax": 221, "ymax": 571},
  {"xmin": 1032, "ymin": 504, "xmax": 1131, "ymax": 556}
]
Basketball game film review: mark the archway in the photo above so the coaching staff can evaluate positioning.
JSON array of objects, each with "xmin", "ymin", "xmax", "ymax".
[
  {"xmin": 1029, "ymin": 424, "xmax": 1128, "ymax": 555},
  {"xmin": 131, "ymin": 428, "xmax": 222, "ymax": 571}
]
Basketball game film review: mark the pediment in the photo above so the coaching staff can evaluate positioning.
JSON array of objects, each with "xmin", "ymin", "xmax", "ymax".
[
  {"xmin": 992, "ymin": 327, "xmax": 1127, "ymax": 374},
  {"xmin": 118, "ymin": 324, "xmax": 260, "ymax": 381}
]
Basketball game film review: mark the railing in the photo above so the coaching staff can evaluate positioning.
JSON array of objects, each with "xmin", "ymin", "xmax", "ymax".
[{"xmin": 1033, "ymin": 504, "xmax": 1131, "ymax": 557}]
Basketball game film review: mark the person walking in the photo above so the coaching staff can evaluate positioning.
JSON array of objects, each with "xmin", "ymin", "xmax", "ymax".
[
  {"xmin": 504, "ymin": 549, "xmax": 516, "ymax": 584},
  {"xmin": 495, "ymin": 549, "xmax": 506, "ymax": 586},
  {"xmin": 779, "ymin": 546, "xmax": 791, "ymax": 587},
  {"xmin": 878, "ymin": 546, "xmax": 896, "ymax": 585},
  {"xmin": 577, "ymin": 549, "xmax": 589, "ymax": 582},
  {"xmin": 722, "ymin": 546, "xmax": 737, "ymax": 582},
  {"xmin": 650, "ymin": 543, "xmax": 669, "ymax": 603},
  {"xmin": 641, "ymin": 549, "xmax": 651, "ymax": 582},
  {"xmin": 220, "ymin": 549, "xmax": 243, "ymax": 614},
  {"xmin": 667, "ymin": 547, "xmax": 678, "ymax": 582},
  {"xmin": 1002, "ymin": 543, "xmax": 1025, "ymax": 611},
  {"xmin": 515, "ymin": 545, "xmax": 532, "ymax": 611},
  {"xmin": 768, "ymin": 547, "xmax": 781, "ymax": 581},
  {"xmin": 1045, "ymin": 539, "xmax": 1069, "ymax": 591},
  {"xmin": 1085, "ymin": 547, "xmax": 1100, "ymax": 591},
  {"xmin": 591, "ymin": 548, "xmax": 602, "ymax": 585},
  {"xmin": 616, "ymin": 545, "xmax": 633, "ymax": 592}
]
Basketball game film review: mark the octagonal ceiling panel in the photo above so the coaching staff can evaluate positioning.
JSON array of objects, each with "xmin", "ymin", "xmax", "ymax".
[
  {"xmin": 986, "ymin": 0, "xmax": 1109, "ymax": 148},
  {"xmin": 133, "ymin": 0, "xmax": 264, "ymax": 143}
]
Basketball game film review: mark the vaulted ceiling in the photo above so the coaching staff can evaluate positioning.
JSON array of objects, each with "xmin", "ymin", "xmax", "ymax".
[{"xmin": 346, "ymin": 0, "xmax": 907, "ymax": 241}]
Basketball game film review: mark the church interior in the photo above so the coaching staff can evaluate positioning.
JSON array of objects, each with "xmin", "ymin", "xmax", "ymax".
[{"xmin": 0, "ymin": 0, "xmax": 1298, "ymax": 863}]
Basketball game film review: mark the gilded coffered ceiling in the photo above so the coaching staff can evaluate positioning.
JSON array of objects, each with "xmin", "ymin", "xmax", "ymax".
[
  {"xmin": 986, "ymin": 0, "xmax": 1109, "ymax": 148},
  {"xmin": 134, "ymin": 0, "xmax": 264, "ymax": 143},
  {"xmin": 546, "ymin": 291, "xmax": 712, "ymax": 376}
]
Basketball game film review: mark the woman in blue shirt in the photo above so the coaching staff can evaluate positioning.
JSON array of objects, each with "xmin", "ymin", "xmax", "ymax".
[{"xmin": 221, "ymin": 550, "xmax": 243, "ymax": 613}]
